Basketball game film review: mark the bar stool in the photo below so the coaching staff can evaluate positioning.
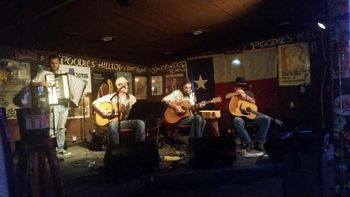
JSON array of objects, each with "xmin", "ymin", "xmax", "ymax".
[
  {"xmin": 16, "ymin": 140, "xmax": 65, "ymax": 197},
  {"xmin": 16, "ymin": 108, "xmax": 65, "ymax": 197},
  {"xmin": 95, "ymin": 125, "xmax": 135, "ymax": 146}
]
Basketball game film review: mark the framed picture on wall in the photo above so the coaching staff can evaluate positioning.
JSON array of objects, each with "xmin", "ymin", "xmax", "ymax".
[
  {"xmin": 151, "ymin": 76, "xmax": 163, "ymax": 96},
  {"xmin": 165, "ymin": 73, "xmax": 185, "ymax": 94},
  {"xmin": 0, "ymin": 59, "xmax": 31, "ymax": 119},
  {"xmin": 134, "ymin": 76, "xmax": 147, "ymax": 99}
]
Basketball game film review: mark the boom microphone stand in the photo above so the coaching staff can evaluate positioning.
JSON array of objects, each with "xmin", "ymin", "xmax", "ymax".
[
  {"xmin": 110, "ymin": 87, "xmax": 124, "ymax": 144},
  {"xmin": 81, "ymin": 95, "xmax": 88, "ymax": 144},
  {"xmin": 117, "ymin": 93, "xmax": 121, "ymax": 144},
  {"xmin": 192, "ymin": 91, "xmax": 198, "ymax": 138}
]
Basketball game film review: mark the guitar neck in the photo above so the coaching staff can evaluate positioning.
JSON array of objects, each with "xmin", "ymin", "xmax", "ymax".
[
  {"xmin": 204, "ymin": 100, "xmax": 215, "ymax": 104},
  {"xmin": 193, "ymin": 99, "xmax": 215, "ymax": 109}
]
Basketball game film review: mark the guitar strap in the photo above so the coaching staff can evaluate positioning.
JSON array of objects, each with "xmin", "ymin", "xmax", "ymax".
[{"xmin": 124, "ymin": 93, "xmax": 131, "ymax": 119}]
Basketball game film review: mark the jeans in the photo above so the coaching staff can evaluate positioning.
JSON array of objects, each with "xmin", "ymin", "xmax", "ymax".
[
  {"xmin": 108, "ymin": 119, "xmax": 146, "ymax": 146},
  {"xmin": 177, "ymin": 115, "xmax": 206, "ymax": 138},
  {"xmin": 233, "ymin": 115, "xmax": 271, "ymax": 145},
  {"xmin": 50, "ymin": 105, "xmax": 69, "ymax": 150}
]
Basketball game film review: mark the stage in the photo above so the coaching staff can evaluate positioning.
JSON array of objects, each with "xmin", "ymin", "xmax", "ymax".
[{"xmin": 49, "ymin": 142, "xmax": 283, "ymax": 197}]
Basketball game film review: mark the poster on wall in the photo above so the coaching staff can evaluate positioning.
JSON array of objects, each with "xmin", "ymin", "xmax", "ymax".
[
  {"xmin": 151, "ymin": 76, "xmax": 163, "ymax": 96},
  {"xmin": 0, "ymin": 59, "xmax": 31, "ymax": 119},
  {"xmin": 92, "ymin": 72, "xmax": 116, "ymax": 101},
  {"xmin": 134, "ymin": 76, "xmax": 147, "ymax": 99},
  {"xmin": 165, "ymin": 74, "xmax": 185, "ymax": 94},
  {"xmin": 278, "ymin": 42, "xmax": 311, "ymax": 86},
  {"xmin": 60, "ymin": 64, "xmax": 92, "ymax": 93},
  {"xmin": 115, "ymin": 72, "xmax": 133, "ymax": 95}
]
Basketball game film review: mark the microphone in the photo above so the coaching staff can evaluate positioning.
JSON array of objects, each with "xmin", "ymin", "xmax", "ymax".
[
  {"xmin": 118, "ymin": 85, "xmax": 126, "ymax": 90},
  {"xmin": 188, "ymin": 89, "xmax": 197, "ymax": 96},
  {"xmin": 110, "ymin": 86, "xmax": 126, "ymax": 101}
]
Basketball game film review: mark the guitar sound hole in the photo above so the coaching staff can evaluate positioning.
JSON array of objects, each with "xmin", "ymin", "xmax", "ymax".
[{"xmin": 241, "ymin": 110, "xmax": 249, "ymax": 115}]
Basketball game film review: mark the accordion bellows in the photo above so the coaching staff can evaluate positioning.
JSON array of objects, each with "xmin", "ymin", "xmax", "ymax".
[{"xmin": 45, "ymin": 73, "xmax": 86, "ymax": 107}]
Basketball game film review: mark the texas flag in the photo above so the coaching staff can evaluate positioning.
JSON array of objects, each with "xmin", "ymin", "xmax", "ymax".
[{"xmin": 187, "ymin": 47, "xmax": 278, "ymax": 131}]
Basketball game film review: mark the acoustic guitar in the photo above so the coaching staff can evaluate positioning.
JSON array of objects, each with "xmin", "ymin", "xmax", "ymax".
[
  {"xmin": 95, "ymin": 102, "xmax": 126, "ymax": 126},
  {"xmin": 164, "ymin": 97, "xmax": 222, "ymax": 124},
  {"xmin": 229, "ymin": 96, "xmax": 258, "ymax": 119},
  {"xmin": 229, "ymin": 96, "xmax": 284, "ymax": 126}
]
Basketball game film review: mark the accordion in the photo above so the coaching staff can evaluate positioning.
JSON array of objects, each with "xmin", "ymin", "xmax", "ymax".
[{"xmin": 45, "ymin": 73, "xmax": 86, "ymax": 107}]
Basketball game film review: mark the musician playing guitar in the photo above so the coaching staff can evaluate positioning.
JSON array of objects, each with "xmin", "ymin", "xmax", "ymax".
[
  {"xmin": 162, "ymin": 79, "xmax": 207, "ymax": 138},
  {"xmin": 226, "ymin": 77, "xmax": 271, "ymax": 153},
  {"xmin": 92, "ymin": 77, "xmax": 145, "ymax": 146}
]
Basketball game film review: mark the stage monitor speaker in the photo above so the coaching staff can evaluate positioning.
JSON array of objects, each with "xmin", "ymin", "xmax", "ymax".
[
  {"xmin": 189, "ymin": 136, "xmax": 236, "ymax": 168},
  {"xmin": 104, "ymin": 140, "xmax": 159, "ymax": 177}
]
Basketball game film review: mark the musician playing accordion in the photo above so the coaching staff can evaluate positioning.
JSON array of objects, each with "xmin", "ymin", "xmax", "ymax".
[{"xmin": 31, "ymin": 55, "xmax": 71, "ymax": 156}]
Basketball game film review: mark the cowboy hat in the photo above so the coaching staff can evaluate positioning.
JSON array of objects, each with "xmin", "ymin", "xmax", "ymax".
[{"xmin": 234, "ymin": 77, "xmax": 248, "ymax": 86}]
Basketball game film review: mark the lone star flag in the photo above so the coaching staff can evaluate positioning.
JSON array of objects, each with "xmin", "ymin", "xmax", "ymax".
[{"xmin": 187, "ymin": 58, "xmax": 214, "ymax": 104}]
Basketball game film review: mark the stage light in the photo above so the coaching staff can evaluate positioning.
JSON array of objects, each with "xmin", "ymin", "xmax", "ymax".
[
  {"xmin": 317, "ymin": 22, "xmax": 326, "ymax": 29},
  {"xmin": 231, "ymin": 58, "xmax": 241, "ymax": 66},
  {"xmin": 192, "ymin": 29, "xmax": 207, "ymax": 36},
  {"xmin": 101, "ymin": 36, "xmax": 113, "ymax": 42}
]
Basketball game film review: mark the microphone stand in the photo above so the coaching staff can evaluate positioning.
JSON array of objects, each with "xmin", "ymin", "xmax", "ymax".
[
  {"xmin": 192, "ymin": 91, "xmax": 198, "ymax": 138},
  {"xmin": 116, "ymin": 93, "xmax": 121, "ymax": 144},
  {"xmin": 111, "ymin": 87, "xmax": 123, "ymax": 145},
  {"xmin": 81, "ymin": 95, "xmax": 87, "ymax": 143}
]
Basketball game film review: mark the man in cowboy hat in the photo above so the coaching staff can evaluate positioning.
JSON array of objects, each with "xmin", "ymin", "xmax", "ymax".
[
  {"xmin": 92, "ymin": 76, "xmax": 145, "ymax": 146},
  {"xmin": 225, "ymin": 77, "xmax": 271, "ymax": 155}
]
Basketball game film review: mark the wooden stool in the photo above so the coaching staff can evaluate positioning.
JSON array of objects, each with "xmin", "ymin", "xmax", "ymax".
[
  {"xmin": 200, "ymin": 110, "xmax": 221, "ymax": 136},
  {"xmin": 16, "ymin": 139, "xmax": 65, "ymax": 197}
]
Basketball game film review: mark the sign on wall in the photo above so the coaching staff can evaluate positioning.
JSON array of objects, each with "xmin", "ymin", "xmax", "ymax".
[
  {"xmin": 60, "ymin": 64, "xmax": 92, "ymax": 93},
  {"xmin": 278, "ymin": 42, "xmax": 311, "ymax": 86}
]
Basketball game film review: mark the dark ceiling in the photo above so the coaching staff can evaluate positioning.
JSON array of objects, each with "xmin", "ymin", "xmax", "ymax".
[{"xmin": 0, "ymin": 0, "xmax": 324, "ymax": 65}]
